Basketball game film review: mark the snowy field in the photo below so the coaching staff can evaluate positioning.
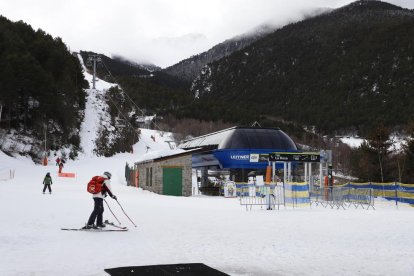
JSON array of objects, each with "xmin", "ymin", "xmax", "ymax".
[
  {"xmin": 0, "ymin": 148, "xmax": 413, "ymax": 276},
  {"xmin": 1, "ymin": 55, "xmax": 412, "ymax": 276}
]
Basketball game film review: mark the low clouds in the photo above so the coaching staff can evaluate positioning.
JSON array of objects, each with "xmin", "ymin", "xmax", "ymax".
[{"xmin": 1, "ymin": 0, "xmax": 413, "ymax": 67}]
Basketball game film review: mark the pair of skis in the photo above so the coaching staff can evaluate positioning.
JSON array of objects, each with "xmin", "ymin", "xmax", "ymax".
[{"xmin": 61, "ymin": 220, "xmax": 129, "ymax": 232}]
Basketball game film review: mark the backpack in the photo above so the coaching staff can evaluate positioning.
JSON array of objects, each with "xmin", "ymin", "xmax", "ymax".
[{"xmin": 87, "ymin": 176, "xmax": 106, "ymax": 194}]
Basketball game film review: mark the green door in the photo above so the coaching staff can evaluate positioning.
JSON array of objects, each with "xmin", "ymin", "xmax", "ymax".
[{"xmin": 163, "ymin": 167, "xmax": 183, "ymax": 196}]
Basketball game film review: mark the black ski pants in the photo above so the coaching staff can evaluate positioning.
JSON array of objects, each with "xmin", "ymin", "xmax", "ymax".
[
  {"xmin": 87, "ymin": 198, "xmax": 104, "ymax": 226},
  {"xmin": 43, "ymin": 184, "xmax": 51, "ymax": 193}
]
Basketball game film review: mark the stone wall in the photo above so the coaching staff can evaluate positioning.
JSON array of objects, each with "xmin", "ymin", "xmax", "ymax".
[{"xmin": 134, "ymin": 154, "xmax": 192, "ymax": 196}]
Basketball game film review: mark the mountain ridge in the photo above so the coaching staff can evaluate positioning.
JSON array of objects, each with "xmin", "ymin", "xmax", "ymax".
[
  {"xmin": 162, "ymin": 7, "xmax": 332, "ymax": 82},
  {"xmin": 162, "ymin": 24, "xmax": 276, "ymax": 81},
  {"xmin": 189, "ymin": 0, "xmax": 414, "ymax": 136}
]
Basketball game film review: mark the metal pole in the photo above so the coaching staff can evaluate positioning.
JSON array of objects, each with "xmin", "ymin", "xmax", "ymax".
[
  {"xmin": 319, "ymin": 163, "xmax": 323, "ymax": 188},
  {"xmin": 304, "ymin": 162, "xmax": 308, "ymax": 184},
  {"xmin": 115, "ymin": 199, "xmax": 137, "ymax": 228},
  {"xmin": 104, "ymin": 199, "xmax": 122, "ymax": 224},
  {"xmin": 288, "ymin": 162, "xmax": 292, "ymax": 182},
  {"xmin": 394, "ymin": 182, "xmax": 398, "ymax": 210},
  {"xmin": 283, "ymin": 162, "xmax": 287, "ymax": 208},
  {"xmin": 309, "ymin": 162, "xmax": 312, "ymax": 184},
  {"xmin": 44, "ymin": 125, "xmax": 47, "ymax": 152},
  {"xmin": 92, "ymin": 57, "xmax": 96, "ymax": 89},
  {"xmin": 44, "ymin": 123, "xmax": 47, "ymax": 165}
]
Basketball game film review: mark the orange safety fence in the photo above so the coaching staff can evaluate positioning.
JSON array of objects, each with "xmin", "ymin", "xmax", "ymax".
[{"xmin": 58, "ymin": 172, "xmax": 76, "ymax": 178}]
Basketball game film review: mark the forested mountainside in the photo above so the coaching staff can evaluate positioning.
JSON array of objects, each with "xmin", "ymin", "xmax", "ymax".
[
  {"xmin": 163, "ymin": 25, "xmax": 276, "ymax": 81},
  {"xmin": 79, "ymin": 51, "xmax": 154, "ymax": 80},
  {"xmin": 79, "ymin": 50, "xmax": 310, "ymax": 143},
  {"xmin": 79, "ymin": 51, "xmax": 193, "ymax": 117},
  {"xmin": 190, "ymin": 0, "xmax": 414, "ymax": 136},
  {"xmin": 0, "ymin": 16, "xmax": 88, "ymax": 158}
]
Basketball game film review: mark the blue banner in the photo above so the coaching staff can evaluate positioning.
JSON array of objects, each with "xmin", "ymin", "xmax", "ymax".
[{"xmin": 213, "ymin": 149, "xmax": 297, "ymax": 169}]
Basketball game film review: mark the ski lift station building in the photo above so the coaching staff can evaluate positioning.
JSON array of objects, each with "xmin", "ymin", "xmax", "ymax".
[{"xmin": 130, "ymin": 126, "xmax": 298, "ymax": 196}]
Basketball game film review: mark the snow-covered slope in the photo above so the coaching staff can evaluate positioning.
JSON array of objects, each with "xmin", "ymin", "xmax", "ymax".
[
  {"xmin": 0, "ymin": 148, "xmax": 413, "ymax": 276},
  {"xmin": 0, "ymin": 55, "xmax": 413, "ymax": 276},
  {"xmin": 77, "ymin": 53, "xmax": 117, "ymax": 157},
  {"xmin": 76, "ymin": 53, "xmax": 176, "ymax": 159},
  {"xmin": 340, "ymin": 135, "xmax": 405, "ymax": 151}
]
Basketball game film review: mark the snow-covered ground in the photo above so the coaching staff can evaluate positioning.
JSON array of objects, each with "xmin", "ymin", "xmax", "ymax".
[
  {"xmin": 0, "ymin": 147, "xmax": 414, "ymax": 276},
  {"xmin": 77, "ymin": 53, "xmax": 118, "ymax": 157},
  {"xmin": 76, "ymin": 53, "xmax": 174, "ymax": 159},
  {"xmin": 340, "ymin": 137, "xmax": 364, "ymax": 148},
  {"xmin": 340, "ymin": 135, "xmax": 405, "ymax": 151},
  {"xmin": 0, "ymin": 56, "xmax": 413, "ymax": 276}
]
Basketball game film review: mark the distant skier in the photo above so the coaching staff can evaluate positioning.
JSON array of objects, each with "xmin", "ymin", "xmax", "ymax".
[
  {"xmin": 83, "ymin": 171, "xmax": 117, "ymax": 229},
  {"xmin": 58, "ymin": 162, "xmax": 64, "ymax": 173},
  {"xmin": 42, "ymin": 172, "xmax": 53, "ymax": 194},
  {"xmin": 55, "ymin": 157, "xmax": 60, "ymax": 166}
]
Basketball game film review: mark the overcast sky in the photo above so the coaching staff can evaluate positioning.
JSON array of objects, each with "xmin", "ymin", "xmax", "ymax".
[{"xmin": 1, "ymin": 0, "xmax": 413, "ymax": 68}]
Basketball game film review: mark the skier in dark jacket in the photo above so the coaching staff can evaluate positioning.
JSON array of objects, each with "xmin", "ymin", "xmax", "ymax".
[
  {"xmin": 83, "ymin": 171, "xmax": 117, "ymax": 229},
  {"xmin": 43, "ymin": 172, "xmax": 53, "ymax": 194}
]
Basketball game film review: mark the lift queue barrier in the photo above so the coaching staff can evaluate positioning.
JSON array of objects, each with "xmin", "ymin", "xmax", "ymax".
[
  {"xmin": 343, "ymin": 182, "xmax": 414, "ymax": 205},
  {"xmin": 284, "ymin": 182, "xmax": 310, "ymax": 207},
  {"xmin": 237, "ymin": 184, "xmax": 284, "ymax": 210},
  {"xmin": 237, "ymin": 182, "xmax": 313, "ymax": 210},
  {"xmin": 237, "ymin": 182, "xmax": 379, "ymax": 210},
  {"xmin": 223, "ymin": 182, "xmax": 414, "ymax": 210},
  {"xmin": 310, "ymin": 186, "xmax": 375, "ymax": 210}
]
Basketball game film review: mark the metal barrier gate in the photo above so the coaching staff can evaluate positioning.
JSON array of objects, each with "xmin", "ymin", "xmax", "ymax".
[
  {"xmin": 239, "ymin": 185, "xmax": 284, "ymax": 211},
  {"xmin": 310, "ymin": 186, "xmax": 375, "ymax": 210},
  {"xmin": 238, "ymin": 183, "xmax": 376, "ymax": 211}
]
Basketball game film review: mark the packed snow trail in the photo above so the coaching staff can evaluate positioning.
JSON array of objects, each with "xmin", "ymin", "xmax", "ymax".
[
  {"xmin": 1, "ymin": 147, "xmax": 414, "ymax": 276},
  {"xmin": 77, "ymin": 53, "xmax": 117, "ymax": 157},
  {"xmin": 0, "ymin": 56, "xmax": 412, "ymax": 276}
]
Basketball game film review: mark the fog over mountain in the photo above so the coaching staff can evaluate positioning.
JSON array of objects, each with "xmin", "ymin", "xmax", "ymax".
[{"xmin": 2, "ymin": 0, "xmax": 413, "ymax": 67}]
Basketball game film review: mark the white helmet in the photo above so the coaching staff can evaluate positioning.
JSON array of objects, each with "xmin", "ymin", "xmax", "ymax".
[{"xmin": 103, "ymin": 171, "xmax": 112, "ymax": 179}]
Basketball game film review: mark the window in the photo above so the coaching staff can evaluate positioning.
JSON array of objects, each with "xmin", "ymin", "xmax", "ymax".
[{"xmin": 146, "ymin": 167, "xmax": 153, "ymax": 186}]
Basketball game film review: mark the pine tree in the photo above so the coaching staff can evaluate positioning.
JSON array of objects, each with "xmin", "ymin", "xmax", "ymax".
[
  {"xmin": 402, "ymin": 121, "xmax": 414, "ymax": 183},
  {"xmin": 367, "ymin": 124, "xmax": 392, "ymax": 182},
  {"xmin": 351, "ymin": 141, "xmax": 377, "ymax": 181}
]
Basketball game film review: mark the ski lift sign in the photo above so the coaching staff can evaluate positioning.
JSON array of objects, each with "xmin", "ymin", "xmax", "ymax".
[{"xmin": 269, "ymin": 152, "xmax": 320, "ymax": 162}]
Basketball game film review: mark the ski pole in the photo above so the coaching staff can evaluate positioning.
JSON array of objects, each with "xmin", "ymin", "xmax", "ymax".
[
  {"xmin": 115, "ymin": 199, "xmax": 137, "ymax": 228},
  {"xmin": 104, "ymin": 198, "xmax": 122, "ymax": 225}
]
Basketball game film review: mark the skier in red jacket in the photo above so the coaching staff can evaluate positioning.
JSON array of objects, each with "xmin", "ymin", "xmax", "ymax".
[{"xmin": 83, "ymin": 172, "xmax": 117, "ymax": 229}]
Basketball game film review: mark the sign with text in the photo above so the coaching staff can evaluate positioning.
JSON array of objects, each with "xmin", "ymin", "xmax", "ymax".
[
  {"xmin": 269, "ymin": 152, "xmax": 320, "ymax": 163},
  {"xmin": 249, "ymin": 154, "xmax": 270, "ymax": 163}
]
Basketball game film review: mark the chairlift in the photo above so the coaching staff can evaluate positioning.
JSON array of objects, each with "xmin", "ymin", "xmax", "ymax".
[
  {"xmin": 115, "ymin": 117, "xmax": 126, "ymax": 128},
  {"xmin": 86, "ymin": 57, "xmax": 93, "ymax": 67},
  {"xmin": 116, "ymin": 93, "xmax": 123, "ymax": 100}
]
